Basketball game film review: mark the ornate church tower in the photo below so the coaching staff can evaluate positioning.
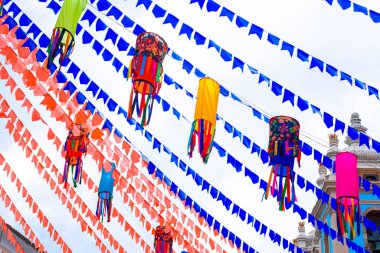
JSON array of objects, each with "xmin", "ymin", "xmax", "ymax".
[{"xmin": 295, "ymin": 113, "xmax": 380, "ymax": 253}]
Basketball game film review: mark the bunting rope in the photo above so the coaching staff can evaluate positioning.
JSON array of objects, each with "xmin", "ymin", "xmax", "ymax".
[
  {"xmin": 0, "ymin": 27, "xmax": 218, "ymax": 253},
  {"xmin": 80, "ymin": 0, "xmax": 380, "ymax": 154},
  {"xmin": 19, "ymin": 0, "xmax": 380, "ymax": 172},
  {"xmin": 5, "ymin": 4, "xmax": 380, "ymax": 250},
  {"xmin": 0, "ymin": 216, "xmax": 26, "ymax": 253},
  {"xmin": 0, "ymin": 183, "xmax": 47, "ymax": 253},
  {"xmin": 2, "ymin": 0, "xmax": 376, "ymax": 252},
  {"xmin": 0, "ymin": 15, "xmax": 262, "ymax": 253},
  {"xmin": 12, "ymin": 4, "xmax": 380, "ymax": 243},
  {"xmin": 0, "ymin": 87, "xmax": 157, "ymax": 253},
  {"xmin": 0, "ymin": 153, "xmax": 72, "ymax": 253},
  {"xmin": 9, "ymin": 2, "xmax": 380, "ymax": 244},
  {"xmin": 9, "ymin": 0, "xmax": 380, "ymax": 159},
  {"xmin": 0, "ymin": 94, "xmax": 120, "ymax": 253},
  {"xmin": 143, "ymin": 0, "xmax": 380, "ymax": 102}
]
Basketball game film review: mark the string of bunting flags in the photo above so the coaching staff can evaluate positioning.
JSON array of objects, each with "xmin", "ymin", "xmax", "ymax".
[
  {"xmin": 0, "ymin": 153, "xmax": 73, "ymax": 253},
  {"xmin": 0, "ymin": 21, "xmax": 239, "ymax": 252},
  {"xmin": 26, "ymin": 0, "xmax": 380, "ymax": 205},
  {"xmin": 4, "ymin": 0, "xmax": 378, "ymax": 252},
  {"xmin": 0, "ymin": 91, "xmax": 156, "ymax": 253},
  {"xmin": 4, "ymin": 6, "xmax": 376, "ymax": 252},
  {"xmin": 131, "ymin": 0, "xmax": 380, "ymax": 101},
  {"xmin": 181, "ymin": 0, "xmax": 379, "ymax": 99},
  {"xmin": 6, "ymin": 1, "xmax": 380, "ymax": 245},
  {"xmin": 74, "ymin": 0, "xmax": 380, "ymax": 156},
  {"xmin": 186, "ymin": 0, "xmax": 380, "ymax": 24},
  {"xmin": 0, "ymin": 97, "xmax": 123, "ymax": 253},
  {"xmin": 0, "ymin": 9, "xmax": 300, "ymax": 253},
  {"xmin": 29, "ymin": 0, "xmax": 380, "ymax": 162},
  {"xmin": 0, "ymin": 216, "xmax": 27, "ymax": 253}
]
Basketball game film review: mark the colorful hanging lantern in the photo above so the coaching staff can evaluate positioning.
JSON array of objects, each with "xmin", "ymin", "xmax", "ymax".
[
  {"xmin": 127, "ymin": 32, "xmax": 168, "ymax": 126},
  {"xmin": 154, "ymin": 225, "xmax": 173, "ymax": 253},
  {"xmin": 96, "ymin": 161, "xmax": 116, "ymax": 223},
  {"xmin": 265, "ymin": 116, "xmax": 301, "ymax": 211},
  {"xmin": 63, "ymin": 124, "xmax": 89, "ymax": 188},
  {"xmin": 45, "ymin": 0, "xmax": 87, "ymax": 70},
  {"xmin": 188, "ymin": 77, "xmax": 220, "ymax": 163},
  {"xmin": 336, "ymin": 152, "xmax": 360, "ymax": 239}
]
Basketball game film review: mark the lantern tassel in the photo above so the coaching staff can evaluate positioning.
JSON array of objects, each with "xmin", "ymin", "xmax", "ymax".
[
  {"xmin": 45, "ymin": 27, "xmax": 75, "ymax": 70},
  {"xmin": 337, "ymin": 199, "xmax": 361, "ymax": 239},
  {"xmin": 96, "ymin": 192, "xmax": 112, "ymax": 223},
  {"xmin": 187, "ymin": 119, "xmax": 215, "ymax": 163},
  {"xmin": 0, "ymin": 0, "xmax": 4, "ymax": 16}
]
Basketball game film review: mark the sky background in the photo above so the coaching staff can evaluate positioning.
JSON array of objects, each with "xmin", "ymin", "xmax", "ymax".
[{"xmin": 1, "ymin": 0, "xmax": 380, "ymax": 252}]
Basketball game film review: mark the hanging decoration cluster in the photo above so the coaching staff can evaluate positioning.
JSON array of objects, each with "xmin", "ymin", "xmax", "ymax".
[
  {"xmin": 336, "ymin": 152, "xmax": 361, "ymax": 240},
  {"xmin": 127, "ymin": 32, "xmax": 168, "ymax": 126},
  {"xmin": 265, "ymin": 116, "xmax": 301, "ymax": 211},
  {"xmin": 63, "ymin": 123, "xmax": 89, "ymax": 188},
  {"xmin": 154, "ymin": 225, "xmax": 173, "ymax": 253},
  {"xmin": 45, "ymin": 0, "xmax": 87, "ymax": 70},
  {"xmin": 96, "ymin": 161, "xmax": 116, "ymax": 223},
  {"xmin": 188, "ymin": 77, "xmax": 220, "ymax": 163}
]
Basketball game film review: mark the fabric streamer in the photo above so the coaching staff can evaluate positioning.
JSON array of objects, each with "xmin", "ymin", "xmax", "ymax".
[
  {"xmin": 96, "ymin": 161, "xmax": 116, "ymax": 223},
  {"xmin": 127, "ymin": 32, "xmax": 168, "ymax": 126},
  {"xmin": 265, "ymin": 116, "xmax": 301, "ymax": 211},
  {"xmin": 63, "ymin": 124, "xmax": 89, "ymax": 188},
  {"xmin": 336, "ymin": 152, "xmax": 361, "ymax": 240},
  {"xmin": 0, "ymin": 0, "xmax": 5, "ymax": 16},
  {"xmin": 188, "ymin": 77, "xmax": 220, "ymax": 163},
  {"xmin": 44, "ymin": 0, "xmax": 87, "ymax": 70},
  {"xmin": 154, "ymin": 225, "xmax": 173, "ymax": 253}
]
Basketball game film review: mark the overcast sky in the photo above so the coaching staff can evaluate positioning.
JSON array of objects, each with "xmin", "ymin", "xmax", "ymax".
[{"xmin": 1, "ymin": 0, "xmax": 380, "ymax": 252}]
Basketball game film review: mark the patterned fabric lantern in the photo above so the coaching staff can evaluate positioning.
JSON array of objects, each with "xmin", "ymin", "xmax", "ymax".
[
  {"xmin": 127, "ymin": 32, "xmax": 168, "ymax": 126},
  {"xmin": 265, "ymin": 116, "xmax": 301, "ymax": 211},
  {"xmin": 154, "ymin": 225, "xmax": 173, "ymax": 253},
  {"xmin": 63, "ymin": 124, "xmax": 89, "ymax": 188},
  {"xmin": 188, "ymin": 77, "xmax": 220, "ymax": 163},
  {"xmin": 336, "ymin": 152, "xmax": 360, "ymax": 239},
  {"xmin": 96, "ymin": 162, "xmax": 116, "ymax": 222},
  {"xmin": 45, "ymin": 0, "xmax": 87, "ymax": 70}
]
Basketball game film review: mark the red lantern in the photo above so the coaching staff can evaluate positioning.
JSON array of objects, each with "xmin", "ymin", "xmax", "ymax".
[
  {"xmin": 336, "ymin": 152, "xmax": 360, "ymax": 239},
  {"xmin": 62, "ymin": 124, "xmax": 89, "ymax": 188},
  {"xmin": 154, "ymin": 225, "xmax": 173, "ymax": 253},
  {"xmin": 127, "ymin": 32, "xmax": 168, "ymax": 126}
]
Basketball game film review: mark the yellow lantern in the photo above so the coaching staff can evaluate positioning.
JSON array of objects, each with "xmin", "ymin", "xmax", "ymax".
[{"xmin": 188, "ymin": 77, "xmax": 220, "ymax": 163}]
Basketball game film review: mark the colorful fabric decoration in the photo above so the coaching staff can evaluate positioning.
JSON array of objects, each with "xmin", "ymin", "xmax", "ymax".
[
  {"xmin": 127, "ymin": 32, "xmax": 168, "ymax": 126},
  {"xmin": 265, "ymin": 116, "xmax": 301, "ymax": 211},
  {"xmin": 63, "ymin": 124, "xmax": 89, "ymax": 188},
  {"xmin": 336, "ymin": 152, "xmax": 360, "ymax": 239},
  {"xmin": 0, "ymin": 0, "xmax": 5, "ymax": 16},
  {"xmin": 188, "ymin": 77, "xmax": 220, "ymax": 163},
  {"xmin": 96, "ymin": 162, "xmax": 116, "ymax": 223},
  {"xmin": 45, "ymin": 0, "xmax": 87, "ymax": 70},
  {"xmin": 154, "ymin": 225, "xmax": 173, "ymax": 253}
]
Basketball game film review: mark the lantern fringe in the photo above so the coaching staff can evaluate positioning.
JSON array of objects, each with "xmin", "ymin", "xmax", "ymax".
[
  {"xmin": 62, "ymin": 160, "xmax": 83, "ymax": 189},
  {"xmin": 62, "ymin": 135, "xmax": 86, "ymax": 188},
  {"xmin": 337, "ymin": 200, "xmax": 361, "ymax": 240},
  {"xmin": 155, "ymin": 240, "xmax": 172, "ymax": 253},
  {"xmin": 96, "ymin": 193, "xmax": 112, "ymax": 223},
  {"xmin": 0, "ymin": 0, "xmax": 4, "ymax": 16},
  {"xmin": 127, "ymin": 55, "xmax": 162, "ymax": 126},
  {"xmin": 44, "ymin": 27, "xmax": 75, "ymax": 70},
  {"xmin": 188, "ymin": 119, "xmax": 215, "ymax": 164},
  {"xmin": 264, "ymin": 164, "xmax": 296, "ymax": 211}
]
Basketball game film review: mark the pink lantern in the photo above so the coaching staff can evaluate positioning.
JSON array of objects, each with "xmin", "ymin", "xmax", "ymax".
[{"xmin": 336, "ymin": 152, "xmax": 360, "ymax": 239}]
